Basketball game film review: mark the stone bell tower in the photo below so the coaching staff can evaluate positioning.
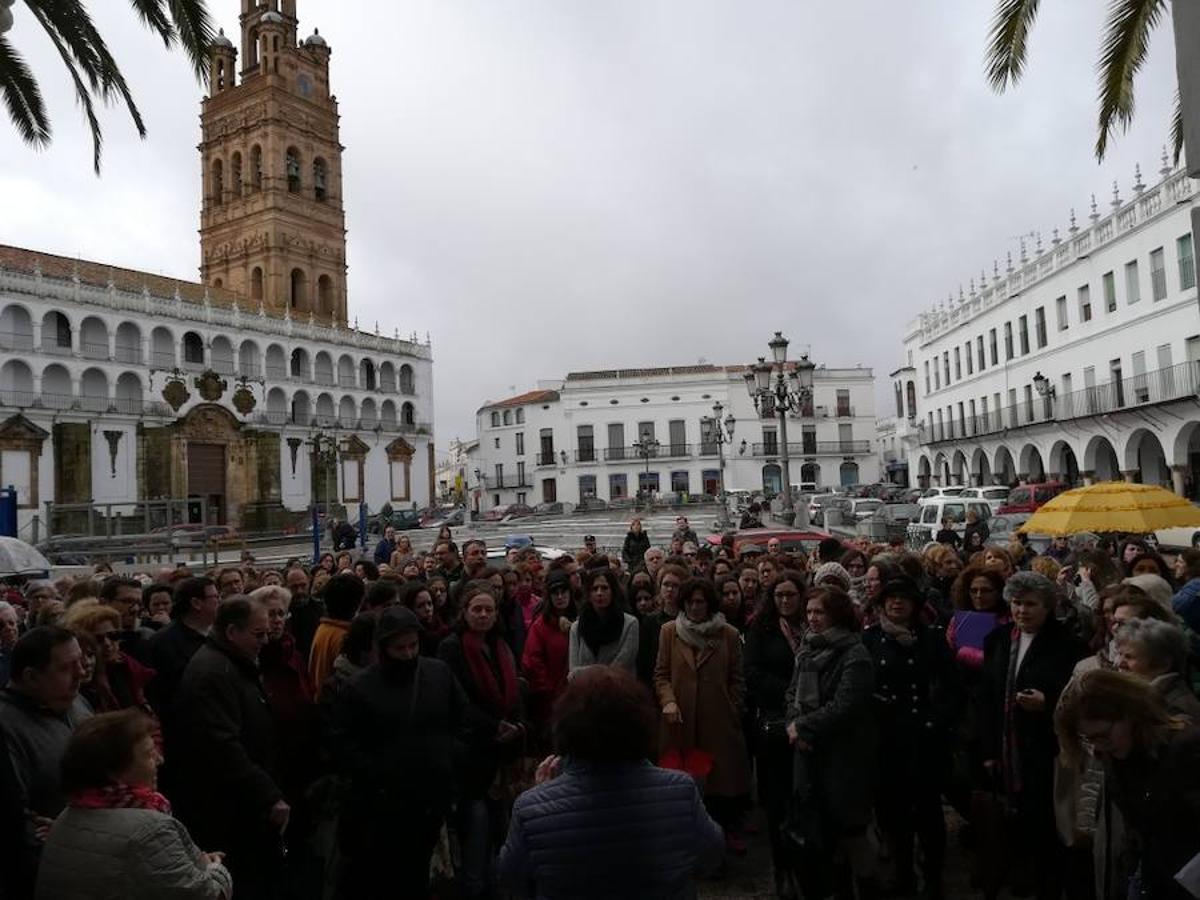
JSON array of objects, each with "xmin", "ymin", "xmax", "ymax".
[{"xmin": 198, "ymin": 0, "xmax": 348, "ymax": 325}]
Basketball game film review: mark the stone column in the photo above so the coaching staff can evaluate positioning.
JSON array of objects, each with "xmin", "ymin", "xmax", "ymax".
[
  {"xmin": 1122, "ymin": 469, "xmax": 1139, "ymax": 484},
  {"xmin": 1171, "ymin": 465, "xmax": 1189, "ymax": 497},
  {"xmin": 1080, "ymin": 470, "xmax": 1096, "ymax": 486}
]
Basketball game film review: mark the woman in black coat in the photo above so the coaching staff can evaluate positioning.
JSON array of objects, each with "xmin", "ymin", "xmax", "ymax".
[
  {"xmin": 744, "ymin": 571, "xmax": 807, "ymax": 898},
  {"xmin": 862, "ymin": 577, "xmax": 962, "ymax": 899},
  {"xmin": 438, "ymin": 580, "xmax": 527, "ymax": 900},
  {"xmin": 621, "ymin": 518, "xmax": 652, "ymax": 570},
  {"xmin": 981, "ymin": 571, "xmax": 1086, "ymax": 900}
]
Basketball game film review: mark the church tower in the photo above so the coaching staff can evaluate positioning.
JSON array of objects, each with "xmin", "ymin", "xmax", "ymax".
[{"xmin": 199, "ymin": 0, "xmax": 347, "ymax": 325}]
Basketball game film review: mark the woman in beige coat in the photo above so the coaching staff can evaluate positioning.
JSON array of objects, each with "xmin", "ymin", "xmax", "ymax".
[{"xmin": 654, "ymin": 577, "xmax": 752, "ymax": 853}]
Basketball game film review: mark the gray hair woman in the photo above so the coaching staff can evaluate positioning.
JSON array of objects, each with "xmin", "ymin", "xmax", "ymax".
[
  {"xmin": 981, "ymin": 571, "xmax": 1086, "ymax": 900},
  {"xmin": 1114, "ymin": 617, "xmax": 1200, "ymax": 718}
]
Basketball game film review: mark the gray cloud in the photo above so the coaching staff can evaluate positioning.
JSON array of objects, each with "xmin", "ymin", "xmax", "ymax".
[{"xmin": 0, "ymin": 1, "xmax": 1181, "ymax": 445}]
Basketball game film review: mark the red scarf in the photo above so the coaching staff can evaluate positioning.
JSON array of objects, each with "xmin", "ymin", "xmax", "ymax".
[
  {"xmin": 70, "ymin": 782, "xmax": 172, "ymax": 816},
  {"xmin": 461, "ymin": 631, "xmax": 519, "ymax": 716}
]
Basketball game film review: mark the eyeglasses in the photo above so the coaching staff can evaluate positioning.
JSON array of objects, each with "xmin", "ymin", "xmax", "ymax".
[
  {"xmin": 266, "ymin": 609, "xmax": 290, "ymax": 621},
  {"xmin": 969, "ymin": 586, "xmax": 997, "ymax": 595},
  {"xmin": 1078, "ymin": 721, "xmax": 1116, "ymax": 746},
  {"xmin": 775, "ymin": 590, "xmax": 801, "ymax": 599}
]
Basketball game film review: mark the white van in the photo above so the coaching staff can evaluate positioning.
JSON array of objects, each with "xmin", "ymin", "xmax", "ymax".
[
  {"xmin": 916, "ymin": 486, "xmax": 965, "ymax": 507},
  {"xmin": 959, "ymin": 486, "xmax": 1011, "ymax": 514},
  {"xmin": 906, "ymin": 498, "xmax": 992, "ymax": 545}
]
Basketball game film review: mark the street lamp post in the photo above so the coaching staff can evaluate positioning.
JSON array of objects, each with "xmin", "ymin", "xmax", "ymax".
[
  {"xmin": 307, "ymin": 431, "xmax": 341, "ymax": 562},
  {"xmin": 744, "ymin": 332, "xmax": 815, "ymax": 526},
  {"xmin": 635, "ymin": 430, "xmax": 660, "ymax": 511},
  {"xmin": 703, "ymin": 401, "xmax": 737, "ymax": 530}
]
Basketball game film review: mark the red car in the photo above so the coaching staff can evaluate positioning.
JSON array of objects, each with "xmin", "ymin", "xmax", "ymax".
[{"xmin": 997, "ymin": 482, "xmax": 1068, "ymax": 515}]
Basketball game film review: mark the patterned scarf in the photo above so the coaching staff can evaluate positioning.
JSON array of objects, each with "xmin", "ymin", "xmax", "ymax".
[
  {"xmin": 1001, "ymin": 625, "xmax": 1026, "ymax": 796},
  {"xmin": 70, "ymin": 782, "xmax": 172, "ymax": 816},
  {"xmin": 461, "ymin": 631, "xmax": 519, "ymax": 716}
]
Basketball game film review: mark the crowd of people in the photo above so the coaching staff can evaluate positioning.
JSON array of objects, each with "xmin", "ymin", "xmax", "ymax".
[{"xmin": 1, "ymin": 514, "xmax": 1200, "ymax": 900}]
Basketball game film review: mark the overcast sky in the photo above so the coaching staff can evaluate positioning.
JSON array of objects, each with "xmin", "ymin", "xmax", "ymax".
[{"xmin": 0, "ymin": 1, "xmax": 1182, "ymax": 448}]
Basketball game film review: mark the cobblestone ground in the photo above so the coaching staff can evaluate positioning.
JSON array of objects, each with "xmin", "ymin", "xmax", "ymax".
[{"xmin": 696, "ymin": 808, "xmax": 1004, "ymax": 899}]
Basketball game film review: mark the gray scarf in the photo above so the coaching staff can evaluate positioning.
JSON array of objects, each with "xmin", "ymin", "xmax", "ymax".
[
  {"xmin": 674, "ymin": 611, "xmax": 728, "ymax": 651},
  {"xmin": 794, "ymin": 627, "xmax": 857, "ymax": 712}
]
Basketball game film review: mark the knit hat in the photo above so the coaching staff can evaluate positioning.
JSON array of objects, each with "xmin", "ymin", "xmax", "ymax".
[
  {"xmin": 812, "ymin": 562, "xmax": 852, "ymax": 592},
  {"xmin": 1122, "ymin": 574, "xmax": 1173, "ymax": 614},
  {"xmin": 375, "ymin": 605, "xmax": 422, "ymax": 649}
]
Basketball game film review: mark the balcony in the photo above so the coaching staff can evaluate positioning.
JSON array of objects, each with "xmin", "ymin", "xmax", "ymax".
[
  {"xmin": 750, "ymin": 440, "xmax": 871, "ymax": 457},
  {"xmin": 483, "ymin": 474, "xmax": 532, "ymax": 489},
  {"xmin": 536, "ymin": 451, "xmax": 558, "ymax": 467},
  {"xmin": 603, "ymin": 443, "xmax": 692, "ymax": 461},
  {"xmin": 924, "ymin": 360, "xmax": 1200, "ymax": 445},
  {"xmin": 575, "ymin": 448, "xmax": 597, "ymax": 463},
  {"xmin": 0, "ymin": 330, "xmax": 35, "ymax": 352}
]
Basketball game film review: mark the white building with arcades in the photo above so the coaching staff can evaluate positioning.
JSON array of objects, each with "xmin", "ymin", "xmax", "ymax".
[{"xmin": 891, "ymin": 158, "xmax": 1200, "ymax": 497}]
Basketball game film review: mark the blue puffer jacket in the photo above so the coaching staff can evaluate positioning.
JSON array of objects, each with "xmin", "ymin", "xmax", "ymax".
[
  {"xmin": 497, "ymin": 759, "xmax": 724, "ymax": 900},
  {"xmin": 1173, "ymin": 578, "xmax": 1200, "ymax": 633}
]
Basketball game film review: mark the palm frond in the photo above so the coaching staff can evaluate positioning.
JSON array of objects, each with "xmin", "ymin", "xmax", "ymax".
[
  {"xmin": 1095, "ymin": 0, "xmax": 1166, "ymax": 160},
  {"xmin": 1171, "ymin": 89, "xmax": 1184, "ymax": 165},
  {"xmin": 28, "ymin": 1, "xmax": 147, "ymax": 141},
  {"xmin": 24, "ymin": 4, "xmax": 107, "ymax": 172},
  {"xmin": 985, "ymin": 0, "xmax": 1042, "ymax": 91},
  {"xmin": 0, "ymin": 36, "xmax": 51, "ymax": 147},
  {"xmin": 128, "ymin": 0, "xmax": 215, "ymax": 84},
  {"xmin": 165, "ymin": 0, "xmax": 216, "ymax": 84}
]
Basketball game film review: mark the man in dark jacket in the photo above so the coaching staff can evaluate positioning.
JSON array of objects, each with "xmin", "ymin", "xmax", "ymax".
[
  {"xmin": 170, "ymin": 596, "xmax": 287, "ymax": 900},
  {"xmin": 0, "ymin": 626, "xmax": 91, "ymax": 894},
  {"xmin": 372, "ymin": 525, "xmax": 397, "ymax": 565},
  {"xmin": 333, "ymin": 607, "xmax": 468, "ymax": 899},
  {"xmin": 144, "ymin": 576, "xmax": 219, "ymax": 715},
  {"xmin": 284, "ymin": 565, "xmax": 325, "ymax": 662}
]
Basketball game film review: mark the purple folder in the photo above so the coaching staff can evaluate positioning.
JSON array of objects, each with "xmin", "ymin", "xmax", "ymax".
[{"xmin": 952, "ymin": 610, "xmax": 1000, "ymax": 651}]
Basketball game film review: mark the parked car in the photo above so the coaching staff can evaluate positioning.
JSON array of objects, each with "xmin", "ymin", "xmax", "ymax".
[
  {"xmin": 576, "ymin": 497, "xmax": 609, "ymax": 512},
  {"xmin": 907, "ymin": 498, "xmax": 993, "ymax": 546},
  {"xmin": 997, "ymin": 482, "xmax": 1068, "ymax": 515},
  {"xmin": 534, "ymin": 501, "xmax": 568, "ymax": 516},
  {"xmin": 420, "ymin": 506, "xmax": 465, "ymax": 528},
  {"xmin": 705, "ymin": 528, "xmax": 832, "ymax": 557},
  {"xmin": 368, "ymin": 508, "xmax": 423, "ymax": 533},
  {"xmin": 1154, "ymin": 507, "xmax": 1200, "ymax": 549},
  {"xmin": 916, "ymin": 486, "xmax": 965, "ymax": 506},
  {"xmin": 807, "ymin": 493, "xmax": 843, "ymax": 525},
  {"xmin": 959, "ymin": 486, "xmax": 1011, "ymax": 514},
  {"xmin": 900, "ymin": 487, "xmax": 925, "ymax": 504},
  {"xmin": 857, "ymin": 502, "xmax": 922, "ymax": 543},
  {"xmin": 847, "ymin": 498, "xmax": 884, "ymax": 521},
  {"xmin": 501, "ymin": 503, "xmax": 535, "ymax": 521}
]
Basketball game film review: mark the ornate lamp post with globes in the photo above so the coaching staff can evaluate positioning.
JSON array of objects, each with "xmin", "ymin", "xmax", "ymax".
[
  {"xmin": 744, "ymin": 331, "xmax": 815, "ymax": 526},
  {"xmin": 635, "ymin": 429, "xmax": 661, "ymax": 511},
  {"xmin": 703, "ymin": 400, "xmax": 737, "ymax": 530}
]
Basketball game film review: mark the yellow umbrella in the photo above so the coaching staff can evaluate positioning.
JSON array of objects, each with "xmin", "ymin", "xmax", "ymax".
[{"xmin": 1019, "ymin": 481, "xmax": 1200, "ymax": 536}]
